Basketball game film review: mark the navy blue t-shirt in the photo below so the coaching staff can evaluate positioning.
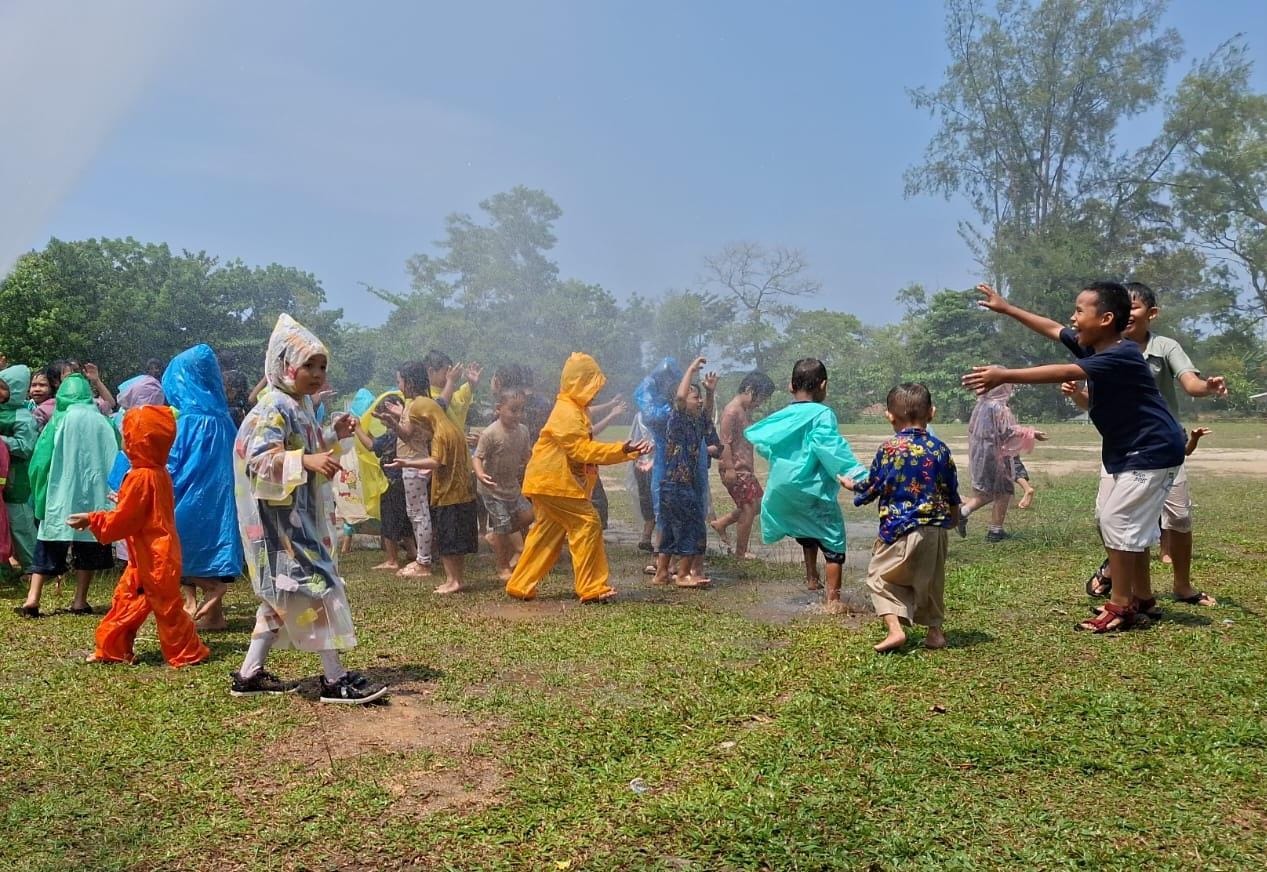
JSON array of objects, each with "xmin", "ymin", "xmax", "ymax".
[{"xmin": 1059, "ymin": 328, "xmax": 1185, "ymax": 474}]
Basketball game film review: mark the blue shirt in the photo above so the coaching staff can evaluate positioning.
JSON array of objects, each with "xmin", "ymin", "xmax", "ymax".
[
  {"xmin": 853, "ymin": 428, "xmax": 961, "ymax": 544},
  {"xmin": 663, "ymin": 408, "xmax": 719, "ymax": 485},
  {"xmin": 1059, "ymin": 328, "xmax": 1185, "ymax": 474}
]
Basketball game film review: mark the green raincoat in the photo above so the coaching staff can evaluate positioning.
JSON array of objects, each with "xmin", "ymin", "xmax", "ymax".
[
  {"xmin": 744, "ymin": 401, "xmax": 868, "ymax": 555},
  {"xmin": 0, "ymin": 365, "xmax": 39, "ymax": 569},
  {"xmin": 29, "ymin": 374, "xmax": 118, "ymax": 541}
]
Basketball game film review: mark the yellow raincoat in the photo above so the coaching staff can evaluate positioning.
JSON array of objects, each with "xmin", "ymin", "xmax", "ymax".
[{"xmin": 506, "ymin": 353, "xmax": 637, "ymax": 602}]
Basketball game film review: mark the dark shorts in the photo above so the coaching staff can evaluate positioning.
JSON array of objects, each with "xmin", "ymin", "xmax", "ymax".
[
  {"xmin": 724, "ymin": 472, "xmax": 763, "ymax": 507},
  {"xmin": 432, "ymin": 500, "xmax": 479, "ymax": 556},
  {"xmin": 32, "ymin": 539, "xmax": 116, "ymax": 576},
  {"xmin": 180, "ymin": 574, "xmax": 237, "ymax": 587},
  {"xmin": 795, "ymin": 537, "xmax": 845, "ymax": 565},
  {"xmin": 379, "ymin": 478, "xmax": 411, "ymax": 541},
  {"xmin": 1010, "ymin": 456, "xmax": 1030, "ymax": 481},
  {"xmin": 658, "ymin": 481, "xmax": 707, "ymax": 557},
  {"xmin": 634, "ymin": 467, "xmax": 654, "ymax": 521}
]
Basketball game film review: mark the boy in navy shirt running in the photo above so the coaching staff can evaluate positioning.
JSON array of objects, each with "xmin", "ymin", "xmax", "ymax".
[{"xmin": 963, "ymin": 281, "xmax": 1186, "ymax": 633}]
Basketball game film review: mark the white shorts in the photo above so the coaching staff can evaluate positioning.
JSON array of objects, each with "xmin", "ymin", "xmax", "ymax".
[
  {"xmin": 1095, "ymin": 466, "xmax": 1180, "ymax": 552},
  {"xmin": 1160, "ymin": 463, "xmax": 1193, "ymax": 533}
]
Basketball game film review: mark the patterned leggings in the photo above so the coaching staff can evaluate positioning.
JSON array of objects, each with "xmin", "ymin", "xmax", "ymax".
[{"xmin": 402, "ymin": 468, "xmax": 433, "ymax": 566}]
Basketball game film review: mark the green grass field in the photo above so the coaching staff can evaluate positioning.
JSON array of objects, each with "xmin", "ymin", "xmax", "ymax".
[{"xmin": 2, "ymin": 456, "xmax": 1265, "ymax": 870}]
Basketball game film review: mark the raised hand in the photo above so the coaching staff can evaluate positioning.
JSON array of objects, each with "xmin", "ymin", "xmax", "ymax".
[
  {"xmin": 702, "ymin": 371, "xmax": 719, "ymax": 393},
  {"xmin": 465, "ymin": 361, "xmax": 483, "ymax": 387},
  {"xmin": 333, "ymin": 413, "xmax": 356, "ymax": 439},
  {"xmin": 688, "ymin": 356, "xmax": 707, "ymax": 373},
  {"xmin": 975, "ymin": 283, "xmax": 1007, "ymax": 313}
]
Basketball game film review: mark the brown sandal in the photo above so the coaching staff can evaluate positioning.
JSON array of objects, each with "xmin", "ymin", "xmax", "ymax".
[{"xmin": 1076, "ymin": 601, "xmax": 1136, "ymax": 633}]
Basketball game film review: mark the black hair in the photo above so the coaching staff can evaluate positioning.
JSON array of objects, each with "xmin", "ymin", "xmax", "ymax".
[
  {"xmin": 496, "ymin": 387, "xmax": 525, "ymax": 407},
  {"xmin": 145, "ymin": 357, "xmax": 163, "ymax": 372},
  {"xmin": 422, "ymin": 350, "xmax": 453, "ymax": 371},
  {"xmin": 398, "ymin": 360, "xmax": 429, "ymax": 396},
  {"xmin": 1081, "ymin": 281, "xmax": 1131, "ymax": 333},
  {"xmin": 222, "ymin": 368, "xmax": 249, "ymax": 400},
  {"xmin": 1124, "ymin": 281, "xmax": 1157, "ymax": 310},
  {"xmin": 790, "ymin": 358, "xmax": 828, "ymax": 393},
  {"xmin": 886, "ymin": 382, "xmax": 933, "ymax": 423},
  {"xmin": 495, "ymin": 364, "xmax": 526, "ymax": 390},
  {"xmin": 51, "ymin": 358, "xmax": 76, "ymax": 378},
  {"xmin": 45, "ymin": 361, "xmax": 71, "ymax": 391},
  {"xmin": 738, "ymin": 371, "xmax": 776, "ymax": 400}
]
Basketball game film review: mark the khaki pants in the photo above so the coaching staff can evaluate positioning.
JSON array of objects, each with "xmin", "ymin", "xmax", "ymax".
[{"xmin": 865, "ymin": 526, "xmax": 948, "ymax": 629}]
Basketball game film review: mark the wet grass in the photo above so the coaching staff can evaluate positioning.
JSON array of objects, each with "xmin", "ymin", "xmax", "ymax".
[{"xmin": 1, "ymin": 470, "xmax": 1265, "ymax": 870}]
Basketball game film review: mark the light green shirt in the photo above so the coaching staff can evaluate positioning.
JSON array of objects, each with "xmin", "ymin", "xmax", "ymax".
[{"xmin": 1142, "ymin": 333, "xmax": 1197, "ymax": 418}]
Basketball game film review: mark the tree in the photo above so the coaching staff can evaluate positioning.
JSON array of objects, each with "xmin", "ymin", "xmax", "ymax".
[
  {"xmin": 702, "ymin": 242, "xmax": 820, "ymax": 369},
  {"xmin": 1164, "ymin": 40, "xmax": 1267, "ymax": 323},
  {"xmin": 647, "ymin": 290, "xmax": 733, "ymax": 365},
  {"xmin": 901, "ymin": 288, "xmax": 1002, "ymax": 423}
]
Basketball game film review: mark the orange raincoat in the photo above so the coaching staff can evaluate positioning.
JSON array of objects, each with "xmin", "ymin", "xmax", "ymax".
[
  {"xmin": 506, "ymin": 353, "xmax": 638, "ymax": 602},
  {"xmin": 91, "ymin": 405, "xmax": 209, "ymax": 667}
]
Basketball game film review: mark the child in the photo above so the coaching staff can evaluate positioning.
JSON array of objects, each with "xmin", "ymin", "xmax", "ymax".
[
  {"xmin": 69, "ymin": 405, "xmax": 210, "ymax": 667},
  {"xmin": 958, "ymin": 385, "xmax": 1046, "ymax": 541},
  {"xmin": 712, "ymin": 371, "xmax": 776, "ymax": 558},
  {"xmin": 424, "ymin": 350, "xmax": 481, "ymax": 430},
  {"xmin": 231, "ymin": 314, "xmax": 386, "ymax": 704},
  {"xmin": 627, "ymin": 411, "xmax": 657, "ymax": 552},
  {"xmin": 0, "ymin": 365, "xmax": 39, "ymax": 573},
  {"xmin": 385, "ymin": 396, "xmax": 478, "ymax": 594},
  {"xmin": 389, "ymin": 362, "xmax": 439, "ymax": 578},
  {"xmin": 841, "ymin": 383, "xmax": 960, "ymax": 652},
  {"xmin": 586, "ymin": 394, "xmax": 628, "ymax": 530},
  {"xmin": 651, "ymin": 357, "xmax": 721, "ymax": 589},
  {"xmin": 966, "ymin": 282, "xmax": 1187, "ymax": 632},
  {"xmin": 505, "ymin": 353, "xmax": 650, "ymax": 603},
  {"xmin": 17, "ymin": 374, "xmax": 119, "ymax": 618},
  {"xmin": 162, "ymin": 344, "xmax": 245, "ymax": 632},
  {"xmin": 473, "ymin": 388, "xmax": 534, "ymax": 580},
  {"xmin": 745, "ymin": 359, "xmax": 869, "ymax": 612},
  {"xmin": 356, "ymin": 393, "xmax": 415, "ymax": 570}
]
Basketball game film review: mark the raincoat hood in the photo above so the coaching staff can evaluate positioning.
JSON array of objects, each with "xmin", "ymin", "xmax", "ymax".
[
  {"xmin": 265, "ymin": 313, "xmax": 328, "ymax": 396},
  {"xmin": 558, "ymin": 353, "xmax": 606, "ymax": 407},
  {"xmin": 0, "ymin": 365, "xmax": 30, "ymax": 409},
  {"xmin": 122, "ymin": 405, "xmax": 176, "ymax": 469},
  {"xmin": 349, "ymin": 388, "xmax": 375, "ymax": 417},
  {"xmin": 55, "ymin": 373, "xmax": 95, "ymax": 412},
  {"xmin": 116, "ymin": 375, "xmax": 166, "ymax": 410},
  {"xmin": 163, "ymin": 344, "xmax": 229, "ymax": 417}
]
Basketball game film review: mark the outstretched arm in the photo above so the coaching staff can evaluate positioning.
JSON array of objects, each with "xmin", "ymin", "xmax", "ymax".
[
  {"xmin": 976, "ymin": 283, "xmax": 1064, "ymax": 342},
  {"xmin": 1178, "ymin": 371, "xmax": 1228, "ymax": 399},
  {"xmin": 963, "ymin": 363, "xmax": 1085, "ymax": 394}
]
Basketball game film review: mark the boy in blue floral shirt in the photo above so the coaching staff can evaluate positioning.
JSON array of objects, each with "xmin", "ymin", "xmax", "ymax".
[{"xmin": 841, "ymin": 383, "xmax": 960, "ymax": 653}]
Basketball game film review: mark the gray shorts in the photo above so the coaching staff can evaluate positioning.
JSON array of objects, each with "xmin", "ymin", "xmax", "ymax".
[{"xmin": 484, "ymin": 494, "xmax": 532, "ymax": 534}]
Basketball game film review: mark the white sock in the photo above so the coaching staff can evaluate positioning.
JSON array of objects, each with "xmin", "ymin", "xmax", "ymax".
[
  {"xmin": 961, "ymin": 506, "xmax": 974, "ymax": 519},
  {"xmin": 239, "ymin": 631, "xmax": 277, "ymax": 678},
  {"xmin": 320, "ymin": 649, "xmax": 347, "ymax": 683}
]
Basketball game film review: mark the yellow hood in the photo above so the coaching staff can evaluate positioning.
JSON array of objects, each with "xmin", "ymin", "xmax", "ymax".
[{"xmin": 557, "ymin": 353, "xmax": 606, "ymax": 407}]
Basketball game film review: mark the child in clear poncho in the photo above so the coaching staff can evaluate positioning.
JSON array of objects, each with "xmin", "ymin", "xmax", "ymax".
[
  {"xmin": 958, "ymin": 385, "xmax": 1045, "ymax": 542},
  {"xmin": 229, "ymin": 314, "xmax": 386, "ymax": 705}
]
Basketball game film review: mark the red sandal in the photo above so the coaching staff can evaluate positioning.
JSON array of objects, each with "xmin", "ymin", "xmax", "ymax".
[{"xmin": 1076, "ymin": 601, "xmax": 1137, "ymax": 633}]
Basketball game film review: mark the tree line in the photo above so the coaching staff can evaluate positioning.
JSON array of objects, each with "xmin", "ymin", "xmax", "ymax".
[{"xmin": 1, "ymin": 0, "xmax": 1261, "ymax": 423}]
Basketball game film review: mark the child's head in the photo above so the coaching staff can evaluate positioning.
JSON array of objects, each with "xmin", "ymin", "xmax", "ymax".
[
  {"xmin": 422, "ymin": 350, "xmax": 453, "ymax": 388},
  {"xmin": 266, "ymin": 313, "xmax": 330, "ymax": 397},
  {"xmin": 397, "ymin": 361, "xmax": 429, "ymax": 398},
  {"xmin": 738, "ymin": 371, "xmax": 776, "ymax": 408},
  {"xmin": 681, "ymin": 383, "xmax": 704, "ymax": 416},
  {"xmin": 495, "ymin": 388, "xmax": 525, "ymax": 426},
  {"xmin": 1072, "ymin": 281, "xmax": 1130, "ymax": 344},
  {"xmin": 790, "ymin": 358, "xmax": 828, "ymax": 402},
  {"xmin": 292, "ymin": 353, "xmax": 328, "ymax": 396},
  {"xmin": 145, "ymin": 357, "xmax": 164, "ymax": 379},
  {"xmin": 30, "ymin": 365, "xmax": 60, "ymax": 403},
  {"xmin": 885, "ymin": 382, "xmax": 934, "ymax": 429},
  {"xmin": 1124, "ymin": 281, "xmax": 1159, "ymax": 342}
]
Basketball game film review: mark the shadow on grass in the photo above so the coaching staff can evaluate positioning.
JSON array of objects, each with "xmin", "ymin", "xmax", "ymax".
[{"xmin": 944, "ymin": 628, "xmax": 996, "ymax": 648}]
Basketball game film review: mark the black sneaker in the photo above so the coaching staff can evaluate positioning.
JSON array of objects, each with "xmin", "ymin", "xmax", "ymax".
[
  {"xmin": 230, "ymin": 670, "xmax": 300, "ymax": 696},
  {"xmin": 320, "ymin": 672, "xmax": 388, "ymax": 705},
  {"xmin": 985, "ymin": 529, "xmax": 1011, "ymax": 543}
]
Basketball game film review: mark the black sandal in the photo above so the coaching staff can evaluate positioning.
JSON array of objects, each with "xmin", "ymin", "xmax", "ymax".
[
  {"xmin": 1085, "ymin": 560, "xmax": 1112, "ymax": 598},
  {"xmin": 1174, "ymin": 591, "xmax": 1216, "ymax": 606},
  {"xmin": 12, "ymin": 605, "xmax": 41, "ymax": 619},
  {"xmin": 67, "ymin": 605, "xmax": 95, "ymax": 616}
]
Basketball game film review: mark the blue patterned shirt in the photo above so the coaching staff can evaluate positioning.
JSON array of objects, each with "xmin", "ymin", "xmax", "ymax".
[{"xmin": 853, "ymin": 427, "xmax": 961, "ymax": 544}]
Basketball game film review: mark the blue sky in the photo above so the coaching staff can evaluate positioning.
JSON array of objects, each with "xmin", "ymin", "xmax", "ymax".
[{"xmin": 12, "ymin": 0, "xmax": 1267, "ymax": 327}]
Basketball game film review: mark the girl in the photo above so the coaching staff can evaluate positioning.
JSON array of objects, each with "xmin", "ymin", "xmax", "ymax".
[
  {"xmin": 0, "ymin": 365, "xmax": 39, "ymax": 573},
  {"xmin": 229, "ymin": 314, "xmax": 386, "ymax": 705},
  {"xmin": 958, "ymin": 385, "xmax": 1046, "ymax": 541},
  {"xmin": 390, "ymin": 362, "xmax": 435, "ymax": 579}
]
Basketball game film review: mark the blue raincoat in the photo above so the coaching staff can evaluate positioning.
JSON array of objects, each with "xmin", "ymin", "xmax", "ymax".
[
  {"xmin": 744, "ymin": 401, "xmax": 868, "ymax": 555},
  {"xmin": 634, "ymin": 358, "xmax": 712, "ymax": 524},
  {"xmin": 162, "ymin": 345, "xmax": 244, "ymax": 577}
]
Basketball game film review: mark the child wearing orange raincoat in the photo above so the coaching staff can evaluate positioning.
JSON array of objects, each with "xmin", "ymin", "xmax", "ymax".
[
  {"xmin": 69, "ymin": 405, "xmax": 209, "ymax": 668},
  {"xmin": 505, "ymin": 353, "xmax": 650, "ymax": 603}
]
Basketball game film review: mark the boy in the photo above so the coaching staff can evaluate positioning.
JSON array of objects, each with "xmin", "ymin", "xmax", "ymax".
[
  {"xmin": 69, "ymin": 405, "xmax": 209, "ymax": 667},
  {"xmin": 1069, "ymin": 282, "xmax": 1226, "ymax": 606},
  {"xmin": 712, "ymin": 371, "xmax": 776, "ymax": 558},
  {"xmin": 505, "ymin": 353, "xmax": 650, "ymax": 603},
  {"xmin": 840, "ymin": 383, "xmax": 960, "ymax": 652},
  {"xmin": 473, "ymin": 388, "xmax": 534, "ymax": 580},
  {"xmin": 651, "ymin": 357, "xmax": 721, "ymax": 589},
  {"xmin": 745, "ymin": 359, "xmax": 869, "ymax": 613},
  {"xmin": 966, "ymin": 282, "xmax": 1186, "ymax": 632}
]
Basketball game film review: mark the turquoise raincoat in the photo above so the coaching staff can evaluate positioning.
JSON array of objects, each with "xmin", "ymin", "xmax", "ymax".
[
  {"xmin": 30, "ymin": 374, "xmax": 118, "ymax": 541},
  {"xmin": 744, "ymin": 401, "xmax": 868, "ymax": 554}
]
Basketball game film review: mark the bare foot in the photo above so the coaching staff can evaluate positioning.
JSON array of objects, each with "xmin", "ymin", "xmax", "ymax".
[
  {"xmin": 372, "ymin": 560, "xmax": 400, "ymax": 570},
  {"xmin": 924, "ymin": 627, "xmax": 947, "ymax": 649},
  {"xmin": 1160, "ymin": 554, "xmax": 1173, "ymax": 565},
  {"xmin": 483, "ymin": 532, "xmax": 498, "ymax": 550},
  {"xmin": 497, "ymin": 567, "xmax": 514, "ymax": 582},
  {"xmin": 397, "ymin": 562, "xmax": 433, "ymax": 578},
  {"xmin": 433, "ymin": 579, "xmax": 461, "ymax": 594},
  {"xmin": 675, "ymin": 574, "xmax": 710, "ymax": 589},
  {"xmin": 823, "ymin": 599, "xmax": 846, "ymax": 615},
  {"xmin": 195, "ymin": 619, "xmax": 229, "ymax": 632},
  {"xmin": 874, "ymin": 629, "xmax": 907, "ymax": 653},
  {"xmin": 649, "ymin": 573, "xmax": 671, "ymax": 587},
  {"xmin": 806, "ymin": 577, "xmax": 823, "ymax": 591},
  {"xmin": 739, "ymin": 552, "xmax": 759, "ymax": 560},
  {"xmin": 1017, "ymin": 492, "xmax": 1033, "ymax": 509},
  {"xmin": 710, "ymin": 520, "xmax": 733, "ymax": 553}
]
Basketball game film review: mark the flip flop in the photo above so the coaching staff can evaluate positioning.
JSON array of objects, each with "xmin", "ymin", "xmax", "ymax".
[
  {"xmin": 1174, "ymin": 591, "xmax": 1216, "ymax": 606},
  {"xmin": 1085, "ymin": 559, "xmax": 1112, "ymax": 598}
]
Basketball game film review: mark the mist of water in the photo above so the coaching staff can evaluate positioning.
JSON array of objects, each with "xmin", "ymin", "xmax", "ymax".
[{"xmin": 0, "ymin": 0, "xmax": 197, "ymax": 278}]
